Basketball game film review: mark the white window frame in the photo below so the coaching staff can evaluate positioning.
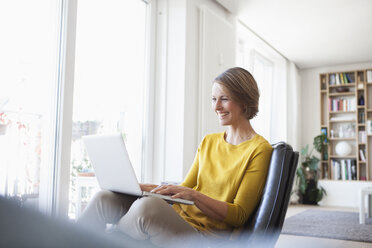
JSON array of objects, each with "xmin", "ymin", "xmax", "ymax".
[
  {"xmin": 141, "ymin": 0, "xmax": 157, "ymax": 183},
  {"xmin": 52, "ymin": 0, "xmax": 78, "ymax": 218}
]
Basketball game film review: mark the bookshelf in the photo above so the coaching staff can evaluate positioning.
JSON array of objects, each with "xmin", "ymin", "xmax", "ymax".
[{"xmin": 320, "ymin": 69, "xmax": 372, "ymax": 181}]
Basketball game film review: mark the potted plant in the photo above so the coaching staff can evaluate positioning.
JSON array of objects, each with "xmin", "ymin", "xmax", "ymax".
[
  {"xmin": 314, "ymin": 132, "xmax": 328, "ymax": 161},
  {"xmin": 296, "ymin": 133, "xmax": 327, "ymax": 205}
]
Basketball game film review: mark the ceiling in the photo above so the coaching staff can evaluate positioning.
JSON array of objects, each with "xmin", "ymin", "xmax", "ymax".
[{"xmin": 216, "ymin": 0, "xmax": 372, "ymax": 69}]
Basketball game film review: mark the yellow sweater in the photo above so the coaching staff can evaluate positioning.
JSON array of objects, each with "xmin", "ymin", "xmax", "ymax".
[{"xmin": 172, "ymin": 132, "xmax": 272, "ymax": 238}]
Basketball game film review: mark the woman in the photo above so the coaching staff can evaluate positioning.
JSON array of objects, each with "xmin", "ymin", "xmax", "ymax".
[{"xmin": 77, "ymin": 67, "xmax": 272, "ymax": 247}]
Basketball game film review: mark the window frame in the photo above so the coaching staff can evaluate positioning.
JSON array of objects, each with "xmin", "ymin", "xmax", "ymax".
[
  {"xmin": 52, "ymin": 0, "xmax": 78, "ymax": 218},
  {"xmin": 53, "ymin": 0, "xmax": 155, "ymax": 218}
]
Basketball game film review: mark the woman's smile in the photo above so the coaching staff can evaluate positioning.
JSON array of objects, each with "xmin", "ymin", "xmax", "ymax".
[{"xmin": 212, "ymin": 83, "xmax": 244, "ymax": 127}]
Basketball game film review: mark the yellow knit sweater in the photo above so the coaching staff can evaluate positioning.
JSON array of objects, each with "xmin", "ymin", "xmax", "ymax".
[{"xmin": 172, "ymin": 132, "xmax": 272, "ymax": 238}]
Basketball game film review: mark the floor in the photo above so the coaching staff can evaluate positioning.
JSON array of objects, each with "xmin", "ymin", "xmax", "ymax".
[{"xmin": 275, "ymin": 204, "xmax": 372, "ymax": 248}]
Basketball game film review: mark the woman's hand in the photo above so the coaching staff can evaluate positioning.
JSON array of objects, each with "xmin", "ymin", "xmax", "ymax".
[
  {"xmin": 139, "ymin": 183, "xmax": 158, "ymax": 192},
  {"xmin": 151, "ymin": 185, "xmax": 197, "ymax": 201},
  {"xmin": 153, "ymin": 184, "xmax": 227, "ymax": 221}
]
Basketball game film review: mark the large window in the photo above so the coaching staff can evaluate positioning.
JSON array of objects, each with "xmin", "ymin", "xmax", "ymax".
[
  {"xmin": 0, "ymin": 0, "xmax": 61, "ymax": 212},
  {"xmin": 68, "ymin": 0, "xmax": 149, "ymax": 219},
  {"xmin": 0, "ymin": 0, "xmax": 151, "ymax": 219},
  {"xmin": 237, "ymin": 22, "xmax": 288, "ymax": 143}
]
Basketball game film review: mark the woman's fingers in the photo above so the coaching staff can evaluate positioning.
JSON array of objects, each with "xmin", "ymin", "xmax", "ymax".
[
  {"xmin": 152, "ymin": 185, "xmax": 178, "ymax": 194},
  {"xmin": 151, "ymin": 185, "xmax": 169, "ymax": 194},
  {"xmin": 171, "ymin": 193, "xmax": 182, "ymax": 199},
  {"xmin": 150, "ymin": 185, "xmax": 194, "ymax": 200},
  {"xmin": 140, "ymin": 183, "xmax": 158, "ymax": 192}
]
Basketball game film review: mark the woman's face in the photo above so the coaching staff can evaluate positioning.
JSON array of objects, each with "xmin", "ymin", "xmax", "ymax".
[{"xmin": 211, "ymin": 82, "xmax": 245, "ymax": 126}]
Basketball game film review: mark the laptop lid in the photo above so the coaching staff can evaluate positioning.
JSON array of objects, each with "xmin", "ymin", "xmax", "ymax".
[{"xmin": 82, "ymin": 133, "xmax": 142, "ymax": 196}]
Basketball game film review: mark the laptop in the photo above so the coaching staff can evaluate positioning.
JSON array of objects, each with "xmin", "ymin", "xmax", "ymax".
[{"xmin": 82, "ymin": 133, "xmax": 194, "ymax": 205}]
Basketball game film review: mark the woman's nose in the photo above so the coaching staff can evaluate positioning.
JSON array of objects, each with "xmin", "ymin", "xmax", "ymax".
[{"xmin": 214, "ymin": 100, "xmax": 222, "ymax": 110}]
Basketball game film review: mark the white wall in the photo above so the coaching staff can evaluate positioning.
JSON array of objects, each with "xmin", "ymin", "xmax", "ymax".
[
  {"xmin": 153, "ymin": 0, "xmax": 301, "ymax": 184},
  {"xmin": 300, "ymin": 61, "xmax": 372, "ymax": 208},
  {"xmin": 151, "ymin": 0, "xmax": 187, "ymax": 184},
  {"xmin": 183, "ymin": 0, "xmax": 236, "ymax": 178},
  {"xmin": 151, "ymin": 0, "xmax": 235, "ymax": 183}
]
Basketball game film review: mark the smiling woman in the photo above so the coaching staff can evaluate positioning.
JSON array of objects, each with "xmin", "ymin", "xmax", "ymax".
[
  {"xmin": 212, "ymin": 67, "xmax": 260, "ymax": 145},
  {"xmin": 212, "ymin": 83, "xmax": 244, "ymax": 127},
  {"xmin": 77, "ymin": 67, "xmax": 273, "ymax": 247}
]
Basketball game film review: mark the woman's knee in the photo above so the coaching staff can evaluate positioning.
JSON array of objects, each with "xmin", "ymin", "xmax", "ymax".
[
  {"xmin": 91, "ymin": 190, "xmax": 119, "ymax": 205},
  {"xmin": 117, "ymin": 197, "xmax": 198, "ymax": 245},
  {"xmin": 129, "ymin": 197, "xmax": 168, "ymax": 218},
  {"xmin": 117, "ymin": 197, "xmax": 169, "ymax": 237}
]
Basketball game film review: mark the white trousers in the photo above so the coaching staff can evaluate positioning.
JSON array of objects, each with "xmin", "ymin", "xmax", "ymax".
[{"xmin": 77, "ymin": 190, "xmax": 203, "ymax": 247}]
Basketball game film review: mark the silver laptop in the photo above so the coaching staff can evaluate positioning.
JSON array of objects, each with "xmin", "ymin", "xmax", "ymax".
[{"xmin": 82, "ymin": 133, "xmax": 194, "ymax": 205}]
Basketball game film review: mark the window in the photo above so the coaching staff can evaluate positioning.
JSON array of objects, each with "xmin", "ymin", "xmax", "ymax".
[
  {"xmin": 237, "ymin": 40, "xmax": 274, "ymax": 141},
  {"xmin": 68, "ymin": 0, "xmax": 150, "ymax": 219},
  {"xmin": 0, "ymin": 0, "xmax": 61, "ymax": 212},
  {"xmin": 237, "ymin": 21, "xmax": 288, "ymax": 143},
  {"xmin": 0, "ymin": 0, "xmax": 152, "ymax": 219},
  {"xmin": 250, "ymin": 51, "xmax": 274, "ymax": 140}
]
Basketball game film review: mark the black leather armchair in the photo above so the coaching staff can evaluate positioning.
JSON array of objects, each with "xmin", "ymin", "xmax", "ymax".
[{"xmin": 242, "ymin": 142, "xmax": 299, "ymax": 247}]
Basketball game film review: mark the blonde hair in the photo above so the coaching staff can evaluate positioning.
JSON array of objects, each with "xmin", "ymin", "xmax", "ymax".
[{"xmin": 214, "ymin": 67, "xmax": 259, "ymax": 120}]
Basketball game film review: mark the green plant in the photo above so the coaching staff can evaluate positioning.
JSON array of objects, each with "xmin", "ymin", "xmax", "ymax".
[
  {"xmin": 313, "ymin": 132, "xmax": 328, "ymax": 160},
  {"xmin": 296, "ymin": 133, "xmax": 327, "ymax": 204}
]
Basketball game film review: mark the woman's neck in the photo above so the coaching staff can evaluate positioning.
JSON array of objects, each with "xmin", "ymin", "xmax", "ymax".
[{"xmin": 225, "ymin": 121, "xmax": 256, "ymax": 145}]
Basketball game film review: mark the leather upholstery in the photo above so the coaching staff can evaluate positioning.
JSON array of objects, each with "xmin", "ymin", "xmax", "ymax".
[{"xmin": 242, "ymin": 142, "xmax": 299, "ymax": 247}]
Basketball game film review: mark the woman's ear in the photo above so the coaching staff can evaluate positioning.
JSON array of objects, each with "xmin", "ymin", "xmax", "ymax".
[{"xmin": 242, "ymin": 105, "xmax": 247, "ymax": 113}]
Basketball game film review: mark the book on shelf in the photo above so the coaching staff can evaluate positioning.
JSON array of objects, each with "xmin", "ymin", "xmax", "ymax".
[
  {"xmin": 346, "ymin": 73, "xmax": 352, "ymax": 83},
  {"xmin": 329, "ymin": 74, "xmax": 336, "ymax": 85},
  {"xmin": 347, "ymin": 160, "xmax": 352, "ymax": 181},
  {"xmin": 351, "ymin": 160, "xmax": 357, "ymax": 180},
  {"xmin": 329, "ymin": 97, "xmax": 355, "ymax": 112},
  {"xmin": 332, "ymin": 73, "xmax": 351, "ymax": 85},
  {"xmin": 359, "ymin": 149, "xmax": 366, "ymax": 162},
  {"xmin": 341, "ymin": 73, "xmax": 345, "ymax": 84},
  {"xmin": 332, "ymin": 160, "xmax": 340, "ymax": 180},
  {"xmin": 340, "ymin": 160, "xmax": 347, "ymax": 180},
  {"xmin": 343, "ymin": 73, "xmax": 348, "ymax": 84},
  {"xmin": 336, "ymin": 74, "xmax": 340, "ymax": 85},
  {"xmin": 340, "ymin": 159, "xmax": 352, "ymax": 181},
  {"xmin": 332, "ymin": 159, "xmax": 356, "ymax": 180},
  {"xmin": 342, "ymin": 73, "xmax": 347, "ymax": 84}
]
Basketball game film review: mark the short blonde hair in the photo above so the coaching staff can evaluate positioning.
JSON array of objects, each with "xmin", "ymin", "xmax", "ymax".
[{"xmin": 214, "ymin": 67, "xmax": 259, "ymax": 120}]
